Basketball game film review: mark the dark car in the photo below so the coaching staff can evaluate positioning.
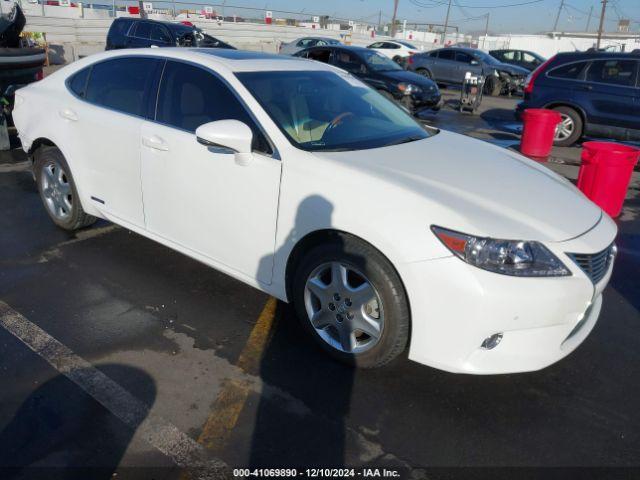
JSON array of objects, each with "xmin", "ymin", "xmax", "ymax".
[
  {"xmin": 106, "ymin": 18, "xmax": 235, "ymax": 50},
  {"xmin": 293, "ymin": 45, "xmax": 441, "ymax": 114},
  {"xmin": 489, "ymin": 49, "xmax": 545, "ymax": 72},
  {"xmin": 516, "ymin": 51, "xmax": 640, "ymax": 146},
  {"xmin": 408, "ymin": 47, "xmax": 529, "ymax": 96}
]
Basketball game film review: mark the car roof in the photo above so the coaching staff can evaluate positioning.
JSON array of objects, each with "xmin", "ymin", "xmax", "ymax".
[
  {"xmin": 114, "ymin": 16, "xmax": 194, "ymax": 33},
  {"xmin": 554, "ymin": 50, "xmax": 640, "ymax": 59},
  {"xmin": 70, "ymin": 47, "xmax": 339, "ymax": 74}
]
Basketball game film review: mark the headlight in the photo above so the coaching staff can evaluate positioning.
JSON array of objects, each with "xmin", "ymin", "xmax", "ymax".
[
  {"xmin": 432, "ymin": 226, "xmax": 571, "ymax": 277},
  {"xmin": 398, "ymin": 83, "xmax": 422, "ymax": 95}
]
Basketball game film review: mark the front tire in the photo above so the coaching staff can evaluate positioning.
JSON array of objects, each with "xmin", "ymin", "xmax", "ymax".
[
  {"xmin": 34, "ymin": 146, "xmax": 96, "ymax": 231},
  {"xmin": 484, "ymin": 76, "xmax": 502, "ymax": 96},
  {"xmin": 292, "ymin": 234, "xmax": 410, "ymax": 368}
]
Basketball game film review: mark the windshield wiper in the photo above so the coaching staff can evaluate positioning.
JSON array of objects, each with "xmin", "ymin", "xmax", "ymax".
[{"xmin": 382, "ymin": 135, "xmax": 424, "ymax": 147}]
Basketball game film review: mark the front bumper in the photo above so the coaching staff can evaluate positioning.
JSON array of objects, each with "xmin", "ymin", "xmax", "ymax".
[
  {"xmin": 402, "ymin": 91, "xmax": 442, "ymax": 113},
  {"xmin": 399, "ymin": 214, "xmax": 617, "ymax": 374}
]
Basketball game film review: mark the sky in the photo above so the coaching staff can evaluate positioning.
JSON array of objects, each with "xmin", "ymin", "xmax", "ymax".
[{"xmin": 218, "ymin": 0, "xmax": 640, "ymax": 34}]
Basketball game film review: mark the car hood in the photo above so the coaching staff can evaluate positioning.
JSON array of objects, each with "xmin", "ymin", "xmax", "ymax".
[
  {"xmin": 377, "ymin": 69, "xmax": 438, "ymax": 89},
  {"xmin": 493, "ymin": 62, "xmax": 529, "ymax": 76},
  {"xmin": 313, "ymin": 130, "xmax": 601, "ymax": 242}
]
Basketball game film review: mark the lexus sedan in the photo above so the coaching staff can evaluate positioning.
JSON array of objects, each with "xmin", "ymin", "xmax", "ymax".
[{"xmin": 13, "ymin": 49, "xmax": 617, "ymax": 373}]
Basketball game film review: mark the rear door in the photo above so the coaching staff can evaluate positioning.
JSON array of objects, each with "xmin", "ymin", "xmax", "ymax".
[
  {"xmin": 126, "ymin": 21, "xmax": 153, "ymax": 48},
  {"xmin": 434, "ymin": 49, "xmax": 456, "ymax": 83},
  {"xmin": 149, "ymin": 23, "xmax": 173, "ymax": 47},
  {"xmin": 582, "ymin": 58, "xmax": 639, "ymax": 130}
]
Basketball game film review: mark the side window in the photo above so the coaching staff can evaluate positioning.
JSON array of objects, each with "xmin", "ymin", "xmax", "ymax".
[
  {"xmin": 134, "ymin": 22, "xmax": 152, "ymax": 39},
  {"xmin": 429, "ymin": 51, "xmax": 438, "ymax": 57},
  {"xmin": 150, "ymin": 25, "xmax": 171, "ymax": 43},
  {"xmin": 85, "ymin": 57, "xmax": 162, "ymax": 117},
  {"xmin": 523, "ymin": 52, "xmax": 537, "ymax": 63},
  {"xmin": 502, "ymin": 51, "xmax": 515, "ymax": 60},
  {"xmin": 455, "ymin": 52, "xmax": 473, "ymax": 63},
  {"xmin": 68, "ymin": 67, "xmax": 90, "ymax": 98},
  {"xmin": 156, "ymin": 61, "xmax": 272, "ymax": 154},
  {"xmin": 547, "ymin": 61, "xmax": 588, "ymax": 80},
  {"xmin": 333, "ymin": 50, "xmax": 365, "ymax": 73},
  {"xmin": 439, "ymin": 50, "xmax": 455, "ymax": 61},
  {"xmin": 387, "ymin": 43, "xmax": 401, "ymax": 49},
  {"xmin": 369, "ymin": 42, "xmax": 384, "ymax": 48},
  {"xmin": 307, "ymin": 48, "xmax": 331, "ymax": 63},
  {"xmin": 586, "ymin": 59, "xmax": 638, "ymax": 87}
]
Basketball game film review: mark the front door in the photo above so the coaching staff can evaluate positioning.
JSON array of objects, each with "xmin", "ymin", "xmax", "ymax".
[{"xmin": 140, "ymin": 60, "xmax": 281, "ymax": 284}]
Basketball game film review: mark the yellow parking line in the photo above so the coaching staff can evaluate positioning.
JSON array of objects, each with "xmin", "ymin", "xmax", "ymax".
[{"xmin": 197, "ymin": 296, "xmax": 278, "ymax": 451}]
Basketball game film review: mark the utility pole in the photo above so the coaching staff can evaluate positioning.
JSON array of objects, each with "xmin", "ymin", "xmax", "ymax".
[
  {"xmin": 483, "ymin": 13, "xmax": 490, "ymax": 49},
  {"xmin": 378, "ymin": 10, "xmax": 382, "ymax": 32},
  {"xmin": 138, "ymin": 0, "xmax": 147, "ymax": 18},
  {"xmin": 596, "ymin": 0, "xmax": 607, "ymax": 49},
  {"xmin": 390, "ymin": 0, "xmax": 399, "ymax": 37},
  {"xmin": 552, "ymin": 0, "xmax": 564, "ymax": 31},
  {"xmin": 585, "ymin": 6, "xmax": 593, "ymax": 31},
  {"xmin": 441, "ymin": 0, "xmax": 452, "ymax": 45}
]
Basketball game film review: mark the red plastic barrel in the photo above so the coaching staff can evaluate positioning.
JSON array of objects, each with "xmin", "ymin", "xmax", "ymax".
[
  {"xmin": 520, "ymin": 108, "xmax": 562, "ymax": 158},
  {"xmin": 577, "ymin": 141, "xmax": 639, "ymax": 218}
]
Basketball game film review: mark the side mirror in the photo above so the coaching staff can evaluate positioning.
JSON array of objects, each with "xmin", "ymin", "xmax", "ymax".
[{"xmin": 196, "ymin": 120, "xmax": 254, "ymax": 166}]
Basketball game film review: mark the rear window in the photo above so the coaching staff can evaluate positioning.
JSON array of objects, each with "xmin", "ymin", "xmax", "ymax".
[
  {"xmin": 547, "ymin": 61, "xmax": 588, "ymax": 79},
  {"xmin": 586, "ymin": 59, "xmax": 638, "ymax": 87},
  {"xmin": 109, "ymin": 19, "xmax": 132, "ymax": 37}
]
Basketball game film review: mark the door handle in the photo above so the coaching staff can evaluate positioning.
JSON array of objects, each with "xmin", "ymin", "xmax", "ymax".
[
  {"xmin": 142, "ymin": 135, "xmax": 169, "ymax": 151},
  {"xmin": 59, "ymin": 108, "xmax": 78, "ymax": 121},
  {"xmin": 580, "ymin": 84, "xmax": 593, "ymax": 91}
]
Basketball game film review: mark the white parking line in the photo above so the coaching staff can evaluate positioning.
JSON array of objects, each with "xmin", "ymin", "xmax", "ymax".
[{"xmin": 0, "ymin": 300, "xmax": 229, "ymax": 479}]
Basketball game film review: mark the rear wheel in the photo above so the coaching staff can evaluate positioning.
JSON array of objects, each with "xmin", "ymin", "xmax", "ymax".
[
  {"xmin": 552, "ymin": 106, "xmax": 583, "ymax": 147},
  {"xmin": 34, "ymin": 147, "xmax": 96, "ymax": 231},
  {"xmin": 484, "ymin": 76, "xmax": 502, "ymax": 96},
  {"xmin": 292, "ymin": 234, "xmax": 410, "ymax": 368}
]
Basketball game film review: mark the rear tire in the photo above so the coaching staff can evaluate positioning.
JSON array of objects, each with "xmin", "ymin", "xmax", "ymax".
[
  {"xmin": 552, "ymin": 106, "xmax": 583, "ymax": 147},
  {"xmin": 291, "ymin": 234, "xmax": 410, "ymax": 369},
  {"xmin": 34, "ymin": 146, "xmax": 96, "ymax": 231},
  {"xmin": 416, "ymin": 68, "xmax": 432, "ymax": 79}
]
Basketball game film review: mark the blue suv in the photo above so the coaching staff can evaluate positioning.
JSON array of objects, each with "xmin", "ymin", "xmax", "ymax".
[{"xmin": 516, "ymin": 51, "xmax": 640, "ymax": 146}]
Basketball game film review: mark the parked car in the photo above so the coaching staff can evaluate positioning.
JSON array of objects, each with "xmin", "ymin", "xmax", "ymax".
[
  {"xmin": 367, "ymin": 40, "xmax": 420, "ymax": 64},
  {"xmin": 294, "ymin": 45, "xmax": 441, "ymax": 114},
  {"xmin": 489, "ymin": 49, "xmax": 546, "ymax": 72},
  {"xmin": 13, "ymin": 48, "xmax": 617, "ymax": 373},
  {"xmin": 279, "ymin": 37, "xmax": 341, "ymax": 55},
  {"xmin": 408, "ymin": 47, "xmax": 529, "ymax": 96},
  {"xmin": 516, "ymin": 51, "xmax": 640, "ymax": 146},
  {"xmin": 105, "ymin": 17, "xmax": 235, "ymax": 50}
]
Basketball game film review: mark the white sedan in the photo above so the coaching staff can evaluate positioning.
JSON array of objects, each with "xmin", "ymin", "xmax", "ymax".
[
  {"xmin": 367, "ymin": 40, "xmax": 421, "ymax": 63},
  {"xmin": 13, "ymin": 48, "xmax": 617, "ymax": 373}
]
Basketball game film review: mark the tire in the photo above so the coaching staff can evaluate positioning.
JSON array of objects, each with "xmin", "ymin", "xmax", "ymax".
[
  {"xmin": 291, "ymin": 233, "xmax": 410, "ymax": 368},
  {"xmin": 484, "ymin": 76, "xmax": 502, "ymax": 96},
  {"xmin": 552, "ymin": 106, "xmax": 583, "ymax": 147},
  {"xmin": 34, "ymin": 146, "xmax": 96, "ymax": 231},
  {"xmin": 392, "ymin": 55, "xmax": 403, "ymax": 65},
  {"xmin": 416, "ymin": 68, "xmax": 432, "ymax": 79}
]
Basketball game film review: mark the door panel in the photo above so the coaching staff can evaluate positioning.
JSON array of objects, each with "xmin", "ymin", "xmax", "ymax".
[{"xmin": 140, "ymin": 60, "xmax": 281, "ymax": 283}]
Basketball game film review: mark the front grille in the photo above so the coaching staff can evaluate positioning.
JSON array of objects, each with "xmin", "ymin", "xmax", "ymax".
[{"xmin": 566, "ymin": 244, "xmax": 616, "ymax": 284}]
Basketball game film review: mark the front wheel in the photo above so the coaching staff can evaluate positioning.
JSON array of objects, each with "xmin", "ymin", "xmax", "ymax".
[
  {"xmin": 34, "ymin": 147, "xmax": 96, "ymax": 231},
  {"xmin": 484, "ymin": 76, "xmax": 502, "ymax": 96},
  {"xmin": 292, "ymin": 234, "xmax": 410, "ymax": 368}
]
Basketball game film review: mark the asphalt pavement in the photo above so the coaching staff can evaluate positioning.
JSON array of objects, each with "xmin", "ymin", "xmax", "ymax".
[{"xmin": 1, "ymin": 89, "xmax": 639, "ymax": 480}]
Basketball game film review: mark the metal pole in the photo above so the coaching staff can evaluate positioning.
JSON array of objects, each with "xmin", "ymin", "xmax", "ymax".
[
  {"xmin": 552, "ymin": 0, "xmax": 564, "ymax": 31},
  {"xmin": 596, "ymin": 0, "xmax": 607, "ymax": 49},
  {"xmin": 41, "ymin": 0, "xmax": 45, "ymax": 17},
  {"xmin": 585, "ymin": 6, "xmax": 593, "ymax": 31},
  {"xmin": 378, "ymin": 10, "xmax": 382, "ymax": 32},
  {"xmin": 112, "ymin": 0, "xmax": 115, "ymax": 17},
  {"xmin": 483, "ymin": 13, "xmax": 489, "ymax": 49},
  {"xmin": 172, "ymin": 0, "xmax": 175, "ymax": 18},
  {"xmin": 441, "ymin": 0, "xmax": 452, "ymax": 44},
  {"xmin": 390, "ymin": 0, "xmax": 399, "ymax": 37}
]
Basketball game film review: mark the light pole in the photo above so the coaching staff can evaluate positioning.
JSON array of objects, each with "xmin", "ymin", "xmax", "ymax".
[
  {"xmin": 596, "ymin": 0, "xmax": 607, "ymax": 49},
  {"xmin": 390, "ymin": 0, "xmax": 399, "ymax": 37},
  {"xmin": 441, "ymin": 0, "xmax": 452, "ymax": 45}
]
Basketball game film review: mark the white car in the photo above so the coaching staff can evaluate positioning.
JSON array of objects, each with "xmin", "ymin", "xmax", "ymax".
[
  {"xmin": 367, "ymin": 40, "xmax": 421, "ymax": 63},
  {"xmin": 13, "ymin": 48, "xmax": 617, "ymax": 373}
]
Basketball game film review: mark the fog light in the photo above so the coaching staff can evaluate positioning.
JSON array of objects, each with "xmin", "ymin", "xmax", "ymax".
[{"xmin": 481, "ymin": 333, "xmax": 503, "ymax": 350}]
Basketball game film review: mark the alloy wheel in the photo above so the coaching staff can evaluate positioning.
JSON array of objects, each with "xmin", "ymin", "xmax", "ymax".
[
  {"xmin": 41, "ymin": 160, "xmax": 73, "ymax": 220},
  {"xmin": 304, "ymin": 261, "xmax": 384, "ymax": 354},
  {"xmin": 555, "ymin": 114, "xmax": 574, "ymax": 141}
]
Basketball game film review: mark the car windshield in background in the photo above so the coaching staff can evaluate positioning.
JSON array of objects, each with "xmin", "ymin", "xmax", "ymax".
[
  {"xmin": 474, "ymin": 50, "xmax": 501, "ymax": 65},
  {"xmin": 237, "ymin": 70, "xmax": 431, "ymax": 152},
  {"xmin": 361, "ymin": 50, "xmax": 403, "ymax": 71}
]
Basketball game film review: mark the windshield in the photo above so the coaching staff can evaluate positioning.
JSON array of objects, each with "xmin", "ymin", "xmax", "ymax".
[
  {"xmin": 474, "ymin": 50, "xmax": 501, "ymax": 65},
  {"xmin": 237, "ymin": 70, "xmax": 431, "ymax": 152},
  {"xmin": 360, "ymin": 50, "xmax": 403, "ymax": 71}
]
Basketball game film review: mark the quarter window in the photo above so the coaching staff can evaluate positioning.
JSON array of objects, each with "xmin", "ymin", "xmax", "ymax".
[
  {"xmin": 156, "ymin": 61, "xmax": 271, "ymax": 154},
  {"xmin": 85, "ymin": 57, "xmax": 162, "ymax": 117},
  {"xmin": 68, "ymin": 67, "xmax": 90, "ymax": 98},
  {"xmin": 547, "ymin": 61, "xmax": 588, "ymax": 79},
  {"xmin": 586, "ymin": 59, "xmax": 638, "ymax": 87}
]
